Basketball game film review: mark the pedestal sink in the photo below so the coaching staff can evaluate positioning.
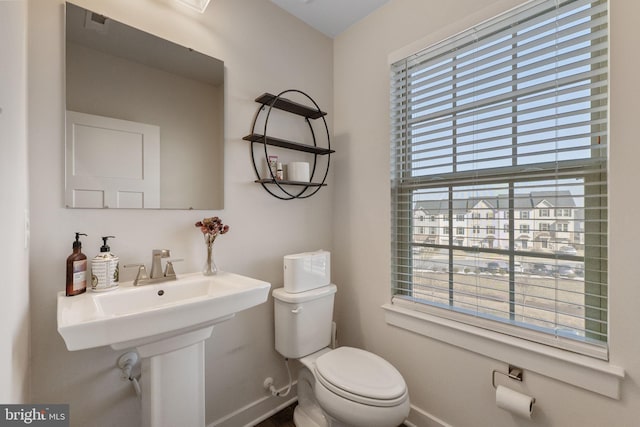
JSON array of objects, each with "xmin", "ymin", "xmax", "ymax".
[{"xmin": 57, "ymin": 271, "xmax": 271, "ymax": 427}]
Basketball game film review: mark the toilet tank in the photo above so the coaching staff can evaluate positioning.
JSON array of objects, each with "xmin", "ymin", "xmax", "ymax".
[
  {"xmin": 273, "ymin": 284, "xmax": 337, "ymax": 358},
  {"xmin": 284, "ymin": 250, "xmax": 330, "ymax": 293}
]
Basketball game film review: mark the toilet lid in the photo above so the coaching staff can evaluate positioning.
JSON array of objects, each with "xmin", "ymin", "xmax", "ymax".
[{"xmin": 315, "ymin": 347, "xmax": 407, "ymax": 405}]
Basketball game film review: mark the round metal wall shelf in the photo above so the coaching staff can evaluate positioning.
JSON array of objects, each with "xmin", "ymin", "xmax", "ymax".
[{"xmin": 243, "ymin": 90, "xmax": 333, "ymax": 200}]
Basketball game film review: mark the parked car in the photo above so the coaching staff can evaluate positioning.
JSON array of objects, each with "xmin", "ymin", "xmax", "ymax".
[
  {"xmin": 556, "ymin": 246, "xmax": 577, "ymax": 256},
  {"xmin": 555, "ymin": 264, "xmax": 576, "ymax": 277},
  {"xmin": 486, "ymin": 261, "xmax": 508, "ymax": 274},
  {"xmin": 530, "ymin": 263, "xmax": 553, "ymax": 276},
  {"xmin": 513, "ymin": 261, "xmax": 523, "ymax": 273}
]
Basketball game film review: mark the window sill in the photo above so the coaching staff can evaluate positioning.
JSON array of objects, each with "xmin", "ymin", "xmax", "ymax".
[{"xmin": 382, "ymin": 300, "xmax": 625, "ymax": 399}]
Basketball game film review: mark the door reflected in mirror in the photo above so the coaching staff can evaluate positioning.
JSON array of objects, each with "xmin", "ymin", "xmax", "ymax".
[{"xmin": 65, "ymin": 2, "xmax": 224, "ymax": 209}]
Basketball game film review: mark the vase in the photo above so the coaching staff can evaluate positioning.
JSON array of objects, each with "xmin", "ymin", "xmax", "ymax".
[{"xmin": 202, "ymin": 234, "xmax": 217, "ymax": 276}]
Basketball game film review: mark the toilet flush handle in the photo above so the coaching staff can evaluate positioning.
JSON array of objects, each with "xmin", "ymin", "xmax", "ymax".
[{"xmin": 292, "ymin": 307, "xmax": 303, "ymax": 314}]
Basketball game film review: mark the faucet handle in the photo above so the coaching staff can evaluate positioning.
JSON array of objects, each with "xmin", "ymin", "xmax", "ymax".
[
  {"xmin": 123, "ymin": 264, "xmax": 148, "ymax": 286},
  {"xmin": 164, "ymin": 258, "xmax": 183, "ymax": 277}
]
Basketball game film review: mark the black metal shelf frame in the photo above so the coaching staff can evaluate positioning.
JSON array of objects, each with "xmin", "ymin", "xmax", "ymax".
[
  {"xmin": 244, "ymin": 90, "xmax": 332, "ymax": 200},
  {"xmin": 242, "ymin": 133, "xmax": 334, "ymax": 155}
]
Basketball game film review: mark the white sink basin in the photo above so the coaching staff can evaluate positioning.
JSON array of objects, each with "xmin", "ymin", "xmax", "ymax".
[
  {"xmin": 95, "ymin": 277, "xmax": 211, "ymax": 317},
  {"xmin": 57, "ymin": 271, "xmax": 271, "ymax": 351}
]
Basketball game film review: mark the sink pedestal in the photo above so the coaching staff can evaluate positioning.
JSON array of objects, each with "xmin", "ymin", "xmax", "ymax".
[{"xmin": 137, "ymin": 326, "xmax": 215, "ymax": 427}]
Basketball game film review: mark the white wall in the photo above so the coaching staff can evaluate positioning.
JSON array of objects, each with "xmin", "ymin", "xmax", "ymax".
[
  {"xmin": 27, "ymin": 0, "xmax": 332, "ymax": 425},
  {"xmin": 0, "ymin": 0, "xmax": 30, "ymax": 404},
  {"xmin": 333, "ymin": 0, "xmax": 640, "ymax": 426}
]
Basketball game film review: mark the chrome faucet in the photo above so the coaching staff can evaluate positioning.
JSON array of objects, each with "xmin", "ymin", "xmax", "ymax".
[{"xmin": 124, "ymin": 249, "xmax": 182, "ymax": 286}]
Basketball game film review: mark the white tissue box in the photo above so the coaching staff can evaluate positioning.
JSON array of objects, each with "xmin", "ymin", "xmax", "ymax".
[{"xmin": 284, "ymin": 250, "xmax": 331, "ymax": 293}]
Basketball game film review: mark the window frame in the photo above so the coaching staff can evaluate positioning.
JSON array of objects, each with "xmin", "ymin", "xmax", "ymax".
[{"xmin": 389, "ymin": 0, "xmax": 609, "ymax": 359}]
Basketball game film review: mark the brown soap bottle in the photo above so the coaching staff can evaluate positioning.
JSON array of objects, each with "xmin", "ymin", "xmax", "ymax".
[{"xmin": 66, "ymin": 232, "xmax": 88, "ymax": 296}]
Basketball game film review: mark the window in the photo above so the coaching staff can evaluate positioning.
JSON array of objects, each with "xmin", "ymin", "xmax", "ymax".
[
  {"xmin": 390, "ymin": 0, "xmax": 608, "ymax": 356},
  {"xmin": 540, "ymin": 223, "xmax": 550, "ymax": 232}
]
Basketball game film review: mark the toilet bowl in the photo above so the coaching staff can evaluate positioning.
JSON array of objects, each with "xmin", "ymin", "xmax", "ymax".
[
  {"xmin": 273, "ymin": 285, "xmax": 410, "ymax": 427},
  {"xmin": 313, "ymin": 347, "xmax": 409, "ymax": 427}
]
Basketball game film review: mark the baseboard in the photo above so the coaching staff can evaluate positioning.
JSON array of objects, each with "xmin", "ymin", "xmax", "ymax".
[
  {"xmin": 208, "ymin": 385, "xmax": 447, "ymax": 427},
  {"xmin": 208, "ymin": 382, "xmax": 298, "ymax": 427},
  {"xmin": 404, "ymin": 404, "xmax": 452, "ymax": 427}
]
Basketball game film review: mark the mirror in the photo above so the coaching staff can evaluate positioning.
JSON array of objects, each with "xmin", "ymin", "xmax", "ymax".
[{"xmin": 65, "ymin": 2, "xmax": 224, "ymax": 209}]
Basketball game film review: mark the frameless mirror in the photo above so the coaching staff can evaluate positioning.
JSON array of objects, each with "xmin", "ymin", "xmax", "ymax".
[{"xmin": 65, "ymin": 2, "xmax": 224, "ymax": 209}]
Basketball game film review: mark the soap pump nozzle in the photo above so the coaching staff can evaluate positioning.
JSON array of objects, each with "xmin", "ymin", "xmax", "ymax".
[
  {"xmin": 100, "ymin": 236, "xmax": 115, "ymax": 252},
  {"xmin": 73, "ymin": 232, "xmax": 87, "ymax": 250}
]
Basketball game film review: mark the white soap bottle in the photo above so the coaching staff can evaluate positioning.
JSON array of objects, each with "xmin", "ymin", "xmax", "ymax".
[{"xmin": 91, "ymin": 236, "xmax": 120, "ymax": 292}]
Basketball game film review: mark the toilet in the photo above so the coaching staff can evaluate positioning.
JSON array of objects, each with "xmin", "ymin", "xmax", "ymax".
[{"xmin": 273, "ymin": 251, "xmax": 410, "ymax": 427}]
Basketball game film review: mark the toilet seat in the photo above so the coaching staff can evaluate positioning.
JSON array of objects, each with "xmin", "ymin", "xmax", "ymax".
[{"xmin": 314, "ymin": 347, "xmax": 408, "ymax": 407}]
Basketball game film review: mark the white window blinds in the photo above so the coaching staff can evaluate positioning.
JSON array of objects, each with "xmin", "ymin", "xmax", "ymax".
[{"xmin": 390, "ymin": 0, "xmax": 608, "ymax": 357}]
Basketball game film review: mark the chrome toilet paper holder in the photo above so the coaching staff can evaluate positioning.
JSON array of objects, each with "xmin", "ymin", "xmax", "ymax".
[{"xmin": 492, "ymin": 365, "xmax": 525, "ymax": 389}]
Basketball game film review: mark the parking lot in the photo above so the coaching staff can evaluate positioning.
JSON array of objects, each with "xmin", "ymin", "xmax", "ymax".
[
  {"xmin": 411, "ymin": 270, "xmax": 586, "ymax": 334},
  {"xmin": 407, "ymin": 249, "xmax": 587, "ymax": 335},
  {"xmin": 411, "ymin": 250, "xmax": 584, "ymax": 277}
]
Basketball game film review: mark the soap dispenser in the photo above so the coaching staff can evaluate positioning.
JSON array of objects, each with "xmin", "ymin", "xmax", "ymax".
[
  {"xmin": 66, "ymin": 232, "xmax": 88, "ymax": 296},
  {"xmin": 91, "ymin": 236, "xmax": 120, "ymax": 292}
]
